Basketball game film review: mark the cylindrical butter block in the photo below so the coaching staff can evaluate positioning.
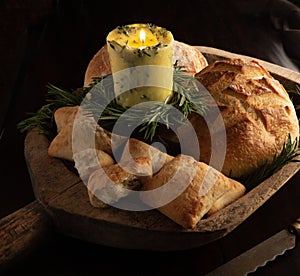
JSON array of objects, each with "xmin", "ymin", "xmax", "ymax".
[{"xmin": 106, "ymin": 23, "xmax": 174, "ymax": 107}]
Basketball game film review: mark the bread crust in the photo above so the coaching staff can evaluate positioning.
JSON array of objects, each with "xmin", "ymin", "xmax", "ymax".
[
  {"xmin": 119, "ymin": 138, "xmax": 174, "ymax": 175},
  {"xmin": 140, "ymin": 154, "xmax": 244, "ymax": 229},
  {"xmin": 87, "ymin": 157, "xmax": 150, "ymax": 208},
  {"xmin": 48, "ymin": 106, "xmax": 79, "ymax": 161},
  {"xmin": 48, "ymin": 106, "xmax": 117, "ymax": 161},
  {"xmin": 189, "ymin": 59, "xmax": 299, "ymax": 178},
  {"xmin": 206, "ymin": 179, "xmax": 246, "ymax": 216}
]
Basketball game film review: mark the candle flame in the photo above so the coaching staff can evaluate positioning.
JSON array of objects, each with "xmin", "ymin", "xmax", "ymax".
[{"xmin": 140, "ymin": 29, "xmax": 146, "ymax": 44}]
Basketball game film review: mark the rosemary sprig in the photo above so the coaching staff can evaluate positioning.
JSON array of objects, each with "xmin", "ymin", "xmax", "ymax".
[
  {"xmin": 287, "ymin": 84, "xmax": 300, "ymax": 120},
  {"xmin": 80, "ymin": 75, "xmax": 125, "ymax": 123},
  {"xmin": 17, "ymin": 84, "xmax": 87, "ymax": 140},
  {"xmin": 172, "ymin": 64, "xmax": 209, "ymax": 117},
  {"xmin": 239, "ymin": 135, "xmax": 300, "ymax": 191},
  {"xmin": 82, "ymin": 64, "xmax": 208, "ymax": 141},
  {"xmin": 17, "ymin": 104, "xmax": 56, "ymax": 139},
  {"xmin": 17, "ymin": 66, "xmax": 208, "ymax": 142},
  {"xmin": 121, "ymin": 101, "xmax": 187, "ymax": 141}
]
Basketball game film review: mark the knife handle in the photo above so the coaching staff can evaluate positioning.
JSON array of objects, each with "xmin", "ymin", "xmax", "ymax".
[{"xmin": 289, "ymin": 218, "xmax": 300, "ymax": 236}]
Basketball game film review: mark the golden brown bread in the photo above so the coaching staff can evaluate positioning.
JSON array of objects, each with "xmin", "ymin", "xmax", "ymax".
[
  {"xmin": 119, "ymin": 138, "xmax": 174, "ymax": 175},
  {"xmin": 83, "ymin": 40, "xmax": 208, "ymax": 87},
  {"xmin": 54, "ymin": 106, "xmax": 79, "ymax": 133},
  {"xmin": 206, "ymin": 179, "xmax": 246, "ymax": 216},
  {"xmin": 87, "ymin": 157, "xmax": 151, "ymax": 208},
  {"xmin": 48, "ymin": 106, "xmax": 79, "ymax": 161},
  {"xmin": 173, "ymin": 40, "xmax": 208, "ymax": 75},
  {"xmin": 184, "ymin": 58, "xmax": 300, "ymax": 178},
  {"xmin": 74, "ymin": 148, "xmax": 115, "ymax": 180},
  {"xmin": 115, "ymin": 137, "xmax": 246, "ymax": 218},
  {"xmin": 48, "ymin": 106, "xmax": 118, "ymax": 161},
  {"xmin": 140, "ymin": 154, "xmax": 244, "ymax": 229}
]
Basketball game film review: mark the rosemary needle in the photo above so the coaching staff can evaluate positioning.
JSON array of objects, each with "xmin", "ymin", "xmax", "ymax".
[{"xmin": 239, "ymin": 135, "xmax": 300, "ymax": 191}]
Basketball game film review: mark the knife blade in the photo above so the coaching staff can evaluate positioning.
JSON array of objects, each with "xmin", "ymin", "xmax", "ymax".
[{"xmin": 206, "ymin": 218, "xmax": 300, "ymax": 276}]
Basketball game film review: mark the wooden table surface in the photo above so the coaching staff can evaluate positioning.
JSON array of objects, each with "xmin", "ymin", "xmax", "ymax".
[{"xmin": 1, "ymin": 1, "xmax": 300, "ymax": 275}]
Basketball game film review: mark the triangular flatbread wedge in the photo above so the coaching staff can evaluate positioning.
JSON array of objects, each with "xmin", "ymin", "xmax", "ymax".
[
  {"xmin": 48, "ymin": 105, "xmax": 117, "ymax": 161},
  {"xmin": 48, "ymin": 121, "xmax": 74, "ymax": 161},
  {"xmin": 48, "ymin": 106, "xmax": 79, "ymax": 161},
  {"xmin": 140, "ymin": 154, "xmax": 245, "ymax": 229},
  {"xmin": 54, "ymin": 106, "xmax": 79, "ymax": 133},
  {"xmin": 206, "ymin": 181, "xmax": 246, "ymax": 216}
]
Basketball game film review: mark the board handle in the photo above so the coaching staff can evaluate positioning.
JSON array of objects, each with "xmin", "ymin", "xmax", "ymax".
[{"xmin": 0, "ymin": 200, "xmax": 52, "ymax": 268}]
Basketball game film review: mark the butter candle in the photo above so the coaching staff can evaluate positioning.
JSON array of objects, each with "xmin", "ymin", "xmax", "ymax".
[{"xmin": 106, "ymin": 23, "xmax": 174, "ymax": 107}]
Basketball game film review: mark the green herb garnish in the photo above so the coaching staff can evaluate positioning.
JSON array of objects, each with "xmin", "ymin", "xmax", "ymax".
[
  {"xmin": 81, "ymin": 63, "xmax": 208, "ymax": 141},
  {"xmin": 236, "ymin": 85, "xmax": 300, "ymax": 190},
  {"xmin": 17, "ymin": 84, "xmax": 86, "ymax": 140},
  {"xmin": 287, "ymin": 85, "xmax": 300, "ymax": 120},
  {"xmin": 171, "ymin": 62, "xmax": 208, "ymax": 118},
  {"xmin": 239, "ymin": 134, "xmax": 300, "ymax": 190},
  {"xmin": 17, "ymin": 64, "xmax": 208, "ymax": 142}
]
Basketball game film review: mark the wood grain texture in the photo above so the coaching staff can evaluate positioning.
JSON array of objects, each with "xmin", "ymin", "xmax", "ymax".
[
  {"xmin": 23, "ymin": 47, "xmax": 300, "ymax": 251},
  {"xmin": 24, "ymin": 128, "xmax": 82, "ymax": 203},
  {"xmin": 0, "ymin": 200, "xmax": 52, "ymax": 267}
]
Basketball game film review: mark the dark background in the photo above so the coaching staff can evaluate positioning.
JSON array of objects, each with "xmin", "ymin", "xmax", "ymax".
[{"xmin": 1, "ymin": 0, "xmax": 300, "ymax": 275}]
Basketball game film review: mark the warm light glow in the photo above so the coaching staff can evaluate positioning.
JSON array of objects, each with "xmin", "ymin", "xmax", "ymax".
[{"xmin": 140, "ymin": 29, "xmax": 146, "ymax": 44}]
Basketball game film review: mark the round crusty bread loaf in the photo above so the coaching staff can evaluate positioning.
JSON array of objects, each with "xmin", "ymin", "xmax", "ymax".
[
  {"xmin": 83, "ymin": 40, "xmax": 208, "ymax": 87},
  {"xmin": 191, "ymin": 58, "xmax": 299, "ymax": 178}
]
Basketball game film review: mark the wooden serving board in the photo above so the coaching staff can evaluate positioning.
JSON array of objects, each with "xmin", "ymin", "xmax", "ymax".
[
  {"xmin": 24, "ymin": 128, "xmax": 300, "ymax": 251},
  {"xmin": 2, "ymin": 47, "xmax": 300, "ymax": 263}
]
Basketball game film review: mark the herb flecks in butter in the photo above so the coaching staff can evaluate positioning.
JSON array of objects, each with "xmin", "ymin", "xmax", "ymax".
[{"xmin": 106, "ymin": 23, "xmax": 174, "ymax": 107}]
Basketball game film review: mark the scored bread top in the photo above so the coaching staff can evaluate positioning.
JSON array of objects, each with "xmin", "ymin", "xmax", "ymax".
[{"xmin": 191, "ymin": 58, "xmax": 299, "ymax": 178}]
